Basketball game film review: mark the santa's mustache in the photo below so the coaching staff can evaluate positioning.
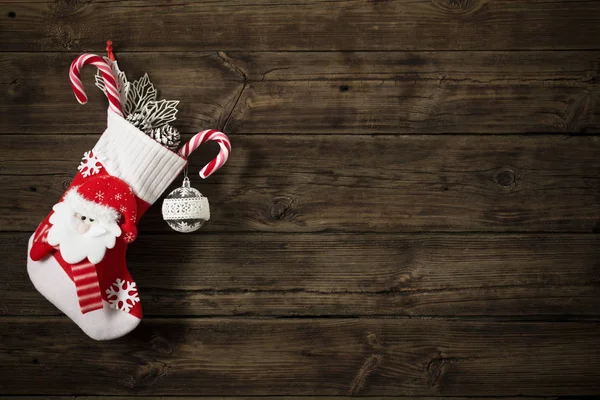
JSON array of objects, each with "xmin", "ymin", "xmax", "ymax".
[
  {"xmin": 84, "ymin": 224, "xmax": 108, "ymax": 238},
  {"xmin": 64, "ymin": 216, "xmax": 112, "ymax": 242}
]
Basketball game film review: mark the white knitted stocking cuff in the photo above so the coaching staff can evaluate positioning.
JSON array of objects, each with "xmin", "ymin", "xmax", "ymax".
[{"xmin": 93, "ymin": 110, "xmax": 187, "ymax": 205}]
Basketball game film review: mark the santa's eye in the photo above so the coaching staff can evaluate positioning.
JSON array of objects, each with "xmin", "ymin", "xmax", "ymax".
[
  {"xmin": 81, "ymin": 216, "xmax": 86, "ymax": 221},
  {"xmin": 89, "ymin": 218, "xmax": 94, "ymax": 222}
]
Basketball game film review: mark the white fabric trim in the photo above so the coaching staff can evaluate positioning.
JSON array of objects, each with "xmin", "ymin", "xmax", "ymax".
[
  {"xmin": 63, "ymin": 189, "xmax": 120, "ymax": 223},
  {"xmin": 93, "ymin": 110, "xmax": 187, "ymax": 205},
  {"xmin": 162, "ymin": 196, "xmax": 210, "ymax": 220}
]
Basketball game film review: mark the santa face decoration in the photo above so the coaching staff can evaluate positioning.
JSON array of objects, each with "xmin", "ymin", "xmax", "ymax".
[
  {"xmin": 47, "ymin": 188, "xmax": 123, "ymax": 265},
  {"xmin": 44, "ymin": 173, "xmax": 139, "ymax": 266}
]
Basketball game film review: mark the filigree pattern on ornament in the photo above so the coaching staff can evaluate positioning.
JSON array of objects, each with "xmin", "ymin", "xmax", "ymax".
[{"xmin": 162, "ymin": 197, "xmax": 207, "ymax": 220}]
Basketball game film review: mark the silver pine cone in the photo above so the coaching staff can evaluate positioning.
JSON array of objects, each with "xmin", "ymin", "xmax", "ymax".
[
  {"xmin": 149, "ymin": 125, "xmax": 181, "ymax": 151},
  {"xmin": 126, "ymin": 112, "xmax": 152, "ymax": 134}
]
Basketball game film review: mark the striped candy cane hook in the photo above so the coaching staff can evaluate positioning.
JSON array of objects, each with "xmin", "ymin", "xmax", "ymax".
[
  {"xmin": 178, "ymin": 130, "xmax": 231, "ymax": 179},
  {"xmin": 69, "ymin": 54, "xmax": 123, "ymax": 117}
]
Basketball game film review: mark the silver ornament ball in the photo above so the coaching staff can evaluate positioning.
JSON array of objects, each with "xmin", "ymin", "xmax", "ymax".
[{"xmin": 162, "ymin": 177, "xmax": 210, "ymax": 233}]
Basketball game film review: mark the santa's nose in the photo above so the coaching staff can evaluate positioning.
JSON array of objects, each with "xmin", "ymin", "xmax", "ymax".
[{"xmin": 78, "ymin": 222, "xmax": 91, "ymax": 234}]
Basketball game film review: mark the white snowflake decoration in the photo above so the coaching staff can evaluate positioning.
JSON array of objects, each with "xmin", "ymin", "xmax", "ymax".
[
  {"xmin": 123, "ymin": 232, "xmax": 136, "ymax": 243},
  {"xmin": 106, "ymin": 278, "xmax": 140, "ymax": 313},
  {"xmin": 95, "ymin": 191, "xmax": 105, "ymax": 201},
  {"xmin": 114, "ymin": 193, "xmax": 122, "ymax": 201},
  {"xmin": 174, "ymin": 220, "xmax": 203, "ymax": 233},
  {"xmin": 77, "ymin": 151, "xmax": 103, "ymax": 178},
  {"xmin": 179, "ymin": 186, "xmax": 196, "ymax": 197}
]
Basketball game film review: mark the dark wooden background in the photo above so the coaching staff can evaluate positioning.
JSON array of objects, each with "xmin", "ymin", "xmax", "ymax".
[{"xmin": 1, "ymin": 0, "xmax": 600, "ymax": 398}]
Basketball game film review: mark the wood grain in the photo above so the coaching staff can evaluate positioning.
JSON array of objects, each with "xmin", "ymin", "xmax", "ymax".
[
  {"xmin": 1, "ymin": 52, "xmax": 598, "ymax": 134},
  {"xmin": 0, "ymin": 317, "xmax": 599, "ymax": 395},
  {"xmin": 0, "ymin": 398, "xmax": 585, "ymax": 400},
  {"xmin": 3, "ymin": 233, "xmax": 599, "ymax": 317},
  {"xmin": 0, "ymin": 52, "xmax": 243, "ymax": 134},
  {"xmin": 1, "ymin": 0, "xmax": 599, "ymax": 397},
  {"xmin": 224, "ymin": 79, "xmax": 599, "ymax": 134},
  {"xmin": 1, "ymin": 135, "xmax": 598, "ymax": 233},
  {"xmin": 2, "ymin": 1, "xmax": 600, "ymax": 51},
  {"xmin": 230, "ymin": 51, "xmax": 600, "ymax": 82}
]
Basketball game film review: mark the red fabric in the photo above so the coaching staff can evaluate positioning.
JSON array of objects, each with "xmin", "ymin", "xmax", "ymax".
[
  {"xmin": 30, "ymin": 165, "xmax": 150, "ymax": 319},
  {"xmin": 76, "ymin": 173, "xmax": 139, "ymax": 242}
]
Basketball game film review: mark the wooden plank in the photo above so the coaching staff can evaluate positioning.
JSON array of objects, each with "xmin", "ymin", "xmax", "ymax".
[
  {"xmin": 2, "ymin": 1, "xmax": 600, "ymax": 51},
  {"xmin": 225, "ymin": 79, "xmax": 599, "ymax": 134},
  {"xmin": 0, "ymin": 398, "xmax": 73, "ymax": 400},
  {"xmin": 1, "ymin": 135, "xmax": 599, "ymax": 233},
  {"xmin": 3, "ymin": 232, "xmax": 599, "ymax": 317},
  {"xmin": 0, "ymin": 52, "xmax": 243, "ymax": 135},
  {"xmin": 0, "ymin": 317, "xmax": 599, "ymax": 395},
  {"xmin": 223, "ymin": 51, "xmax": 599, "ymax": 134},
  {"xmin": 0, "ymin": 397, "xmax": 595, "ymax": 400},
  {"xmin": 1, "ymin": 52, "xmax": 598, "ymax": 134},
  {"xmin": 230, "ymin": 50, "xmax": 600, "ymax": 82}
]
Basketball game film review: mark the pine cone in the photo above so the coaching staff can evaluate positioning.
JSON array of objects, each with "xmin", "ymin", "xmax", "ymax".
[
  {"xmin": 126, "ymin": 112, "xmax": 152, "ymax": 134},
  {"xmin": 149, "ymin": 125, "xmax": 181, "ymax": 151}
]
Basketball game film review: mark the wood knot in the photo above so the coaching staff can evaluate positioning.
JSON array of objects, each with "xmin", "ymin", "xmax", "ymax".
[
  {"xmin": 150, "ymin": 333, "xmax": 174, "ymax": 355},
  {"xmin": 61, "ymin": 179, "xmax": 72, "ymax": 191},
  {"xmin": 426, "ymin": 353, "xmax": 463, "ymax": 388},
  {"xmin": 432, "ymin": 0, "xmax": 481, "ymax": 14},
  {"xmin": 46, "ymin": 1, "xmax": 84, "ymax": 50},
  {"xmin": 269, "ymin": 196, "xmax": 295, "ymax": 220},
  {"xmin": 55, "ymin": 24, "xmax": 79, "ymax": 50},
  {"xmin": 348, "ymin": 354, "xmax": 383, "ymax": 395},
  {"xmin": 427, "ymin": 357, "xmax": 444, "ymax": 387},
  {"xmin": 51, "ymin": 0, "xmax": 86, "ymax": 15},
  {"xmin": 367, "ymin": 333, "xmax": 381, "ymax": 348},
  {"xmin": 495, "ymin": 169, "xmax": 516, "ymax": 189},
  {"xmin": 7, "ymin": 79, "xmax": 22, "ymax": 96},
  {"xmin": 127, "ymin": 361, "xmax": 171, "ymax": 389}
]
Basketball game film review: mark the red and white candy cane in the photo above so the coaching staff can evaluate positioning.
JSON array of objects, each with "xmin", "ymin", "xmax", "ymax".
[
  {"xmin": 178, "ymin": 129, "xmax": 231, "ymax": 179},
  {"xmin": 69, "ymin": 54, "xmax": 123, "ymax": 117}
]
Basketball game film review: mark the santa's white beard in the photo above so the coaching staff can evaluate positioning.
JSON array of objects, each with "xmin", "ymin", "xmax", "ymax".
[{"xmin": 47, "ymin": 201, "xmax": 119, "ymax": 264}]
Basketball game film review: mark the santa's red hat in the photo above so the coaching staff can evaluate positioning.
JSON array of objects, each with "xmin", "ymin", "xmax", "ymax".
[{"xmin": 63, "ymin": 175, "xmax": 138, "ymax": 243}]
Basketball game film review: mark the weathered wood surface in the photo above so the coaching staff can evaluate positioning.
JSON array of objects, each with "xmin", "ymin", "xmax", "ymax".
[
  {"xmin": 1, "ymin": 0, "xmax": 600, "ymax": 396},
  {"xmin": 0, "ymin": 398, "xmax": 586, "ymax": 400},
  {"xmin": 1, "ymin": 52, "xmax": 598, "ymax": 134},
  {"xmin": 0, "ymin": 52, "xmax": 242, "ymax": 134},
  {"xmin": 231, "ymin": 51, "xmax": 600, "ymax": 82},
  {"xmin": 2, "ymin": 1, "xmax": 600, "ymax": 51},
  {"xmin": 3, "ymin": 233, "xmax": 599, "ymax": 317},
  {"xmin": 1, "ymin": 318, "xmax": 599, "ymax": 395},
  {"xmin": 1, "ymin": 135, "xmax": 598, "ymax": 233},
  {"xmin": 0, "ymin": 398, "xmax": 584, "ymax": 400}
]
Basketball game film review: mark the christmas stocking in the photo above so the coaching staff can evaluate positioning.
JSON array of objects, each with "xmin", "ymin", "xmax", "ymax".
[
  {"xmin": 26, "ymin": 49, "xmax": 230, "ymax": 340},
  {"xmin": 28, "ymin": 109, "xmax": 186, "ymax": 340}
]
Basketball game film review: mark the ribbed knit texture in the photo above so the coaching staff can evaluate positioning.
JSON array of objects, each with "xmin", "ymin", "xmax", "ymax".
[
  {"xmin": 70, "ymin": 260, "xmax": 103, "ymax": 313},
  {"xmin": 93, "ymin": 111, "xmax": 187, "ymax": 205}
]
